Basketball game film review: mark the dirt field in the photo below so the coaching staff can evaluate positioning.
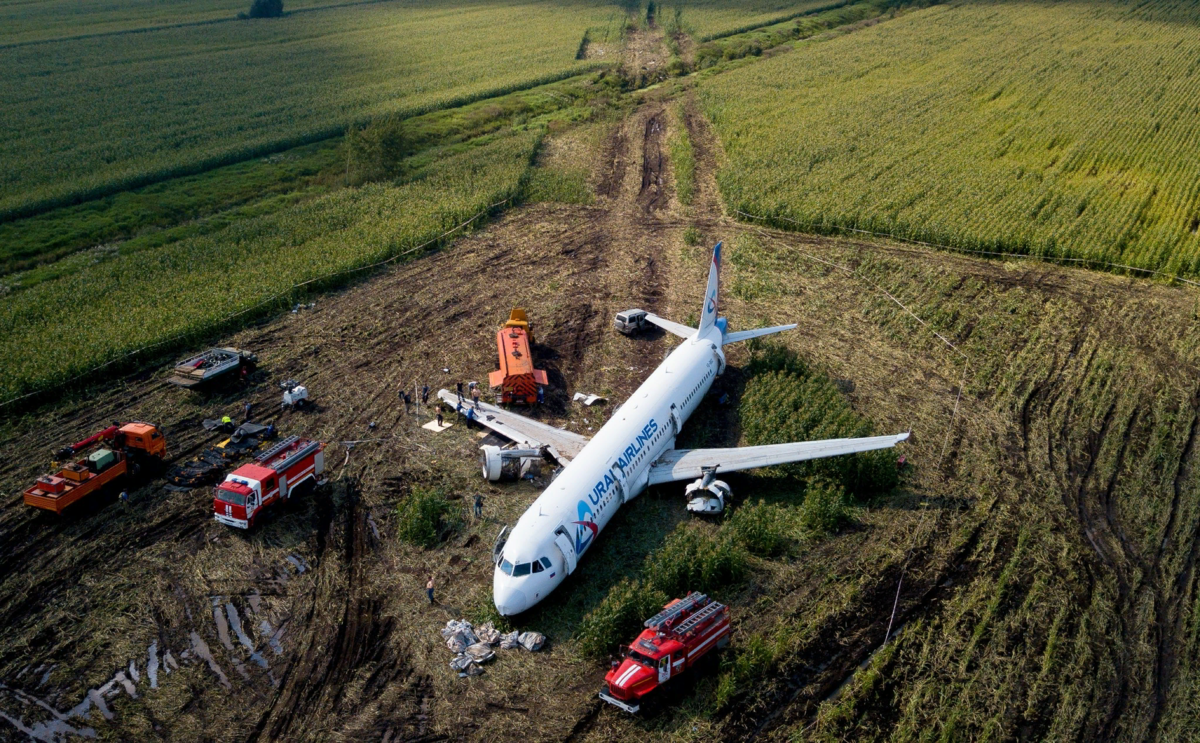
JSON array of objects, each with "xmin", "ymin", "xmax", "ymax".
[{"xmin": 2, "ymin": 85, "xmax": 1200, "ymax": 742}]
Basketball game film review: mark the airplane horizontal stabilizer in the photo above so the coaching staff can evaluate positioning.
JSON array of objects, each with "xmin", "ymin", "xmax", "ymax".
[
  {"xmin": 645, "ymin": 313, "xmax": 696, "ymax": 339},
  {"xmin": 647, "ymin": 432, "xmax": 910, "ymax": 485},
  {"xmin": 722, "ymin": 324, "xmax": 797, "ymax": 345}
]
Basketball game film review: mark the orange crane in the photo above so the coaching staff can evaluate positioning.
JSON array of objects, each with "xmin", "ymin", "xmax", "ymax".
[
  {"xmin": 24, "ymin": 422, "xmax": 167, "ymax": 514},
  {"xmin": 489, "ymin": 308, "xmax": 548, "ymax": 404}
]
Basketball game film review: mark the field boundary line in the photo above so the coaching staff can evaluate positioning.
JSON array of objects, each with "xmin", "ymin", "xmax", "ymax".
[
  {"xmin": 0, "ymin": 198, "xmax": 510, "ymax": 411},
  {"xmin": 735, "ymin": 209, "xmax": 1200, "ymax": 289}
]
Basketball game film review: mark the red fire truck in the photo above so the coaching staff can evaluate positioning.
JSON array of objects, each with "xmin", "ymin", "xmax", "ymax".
[
  {"xmin": 600, "ymin": 592, "xmax": 731, "ymax": 713},
  {"xmin": 213, "ymin": 436, "xmax": 325, "ymax": 529}
]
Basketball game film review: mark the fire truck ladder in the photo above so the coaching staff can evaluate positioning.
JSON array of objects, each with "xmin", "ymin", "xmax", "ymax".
[
  {"xmin": 645, "ymin": 592, "xmax": 708, "ymax": 630},
  {"xmin": 257, "ymin": 436, "xmax": 300, "ymax": 464},
  {"xmin": 673, "ymin": 600, "xmax": 725, "ymax": 635}
]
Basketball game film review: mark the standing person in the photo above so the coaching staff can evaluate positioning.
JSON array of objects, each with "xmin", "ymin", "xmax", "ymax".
[
  {"xmin": 536, "ymin": 386, "xmax": 544, "ymax": 404},
  {"xmin": 426, "ymin": 576, "xmax": 435, "ymax": 604},
  {"xmin": 119, "ymin": 490, "xmax": 129, "ymax": 508},
  {"xmin": 421, "ymin": 385, "xmax": 430, "ymax": 404},
  {"xmin": 471, "ymin": 386, "xmax": 481, "ymax": 410},
  {"xmin": 473, "ymin": 494, "xmax": 484, "ymax": 519},
  {"xmin": 403, "ymin": 391, "xmax": 412, "ymax": 412},
  {"xmin": 456, "ymin": 381, "xmax": 464, "ymax": 401},
  {"xmin": 242, "ymin": 400, "xmax": 253, "ymax": 422},
  {"xmin": 436, "ymin": 411, "xmax": 444, "ymax": 428},
  {"xmin": 466, "ymin": 407, "xmax": 477, "ymax": 429}
]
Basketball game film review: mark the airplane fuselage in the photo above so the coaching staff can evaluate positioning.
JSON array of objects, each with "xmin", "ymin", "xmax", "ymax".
[{"xmin": 492, "ymin": 328, "xmax": 726, "ymax": 615}]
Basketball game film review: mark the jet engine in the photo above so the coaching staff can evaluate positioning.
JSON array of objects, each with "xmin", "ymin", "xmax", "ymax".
[
  {"xmin": 480, "ymin": 445, "xmax": 543, "ymax": 482},
  {"xmin": 685, "ymin": 475, "xmax": 731, "ymax": 514}
]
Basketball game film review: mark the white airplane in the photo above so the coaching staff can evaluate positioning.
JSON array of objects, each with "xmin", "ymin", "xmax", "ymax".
[{"xmin": 438, "ymin": 242, "xmax": 909, "ymax": 616}]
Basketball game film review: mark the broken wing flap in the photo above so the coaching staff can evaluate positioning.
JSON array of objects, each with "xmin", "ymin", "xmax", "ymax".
[{"xmin": 647, "ymin": 432, "xmax": 911, "ymax": 485}]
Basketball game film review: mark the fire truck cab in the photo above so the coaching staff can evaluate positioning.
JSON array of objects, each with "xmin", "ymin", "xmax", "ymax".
[
  {"xmin": 214, "ymin": 436, "xmax": 325, "ymax": 529},
  {"xmin": 600, "ymin": 592, "xmax": 731, "ymax": 713}
]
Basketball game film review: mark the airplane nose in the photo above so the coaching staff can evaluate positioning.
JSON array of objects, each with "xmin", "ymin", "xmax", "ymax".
[{"xmin": 494, "ymin": 588, "xmax": 528, "ymax": 616}]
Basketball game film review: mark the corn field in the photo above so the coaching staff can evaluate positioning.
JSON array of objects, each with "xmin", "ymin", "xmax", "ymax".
[
  {"xmin": 0, "ymin": 0, "xmax": 332, "ymax": 45},
  {"xmin": 0, "ymin": 130, "xmax": 539, "ymax": 401},
  {"xmin": 700, "ymin": 0, "xmax": 1200, "ymax": 277},
  {"xmin": 672, "ymin": 0, "xmax": 849, "ymax": 40},
  {"xmin": 0, "ymin": 0, "xmax": 614, "ymax": 221}
]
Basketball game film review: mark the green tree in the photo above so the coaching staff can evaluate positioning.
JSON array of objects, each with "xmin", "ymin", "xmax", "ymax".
[{"xmin": 248, "ymin": 0, "xmax": 283, "ymax": 19}]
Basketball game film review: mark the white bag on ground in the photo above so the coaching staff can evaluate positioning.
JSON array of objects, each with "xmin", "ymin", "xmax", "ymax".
[
  {"xmin": 499, "ymin": 631, "xmax": 520, "ymax": 650},
  {"xmin": 476, "ymin": 621, "xmax": 501, "ymax": 645},
  {"xmin": 518, "ymin": 631, "xmax": 545, "ymax": 651},
  {"xmin": 465, "ymin": 643, "xmax": 496, "ymax": 663}
]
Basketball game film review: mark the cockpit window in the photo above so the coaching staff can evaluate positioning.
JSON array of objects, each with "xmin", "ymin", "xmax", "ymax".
[
  {"xmin": 513, "ymin": 562, "xmax": 531, "ymax": 577},
  {"xmin": 499, "ymin": 559, "xmax": 514, "ymax": 575},
  {"xmin": 539, "ymin": 557, "xmax": 552, "ymax": 568},
  {"xmin": 531, "ymin": 560, "xmax": 543, "ymax": 573}
]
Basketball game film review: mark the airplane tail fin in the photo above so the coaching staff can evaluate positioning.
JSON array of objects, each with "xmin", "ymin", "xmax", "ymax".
[{"xmin": 697, "ymin": 242, "xmax": 722, "ymax": 337}]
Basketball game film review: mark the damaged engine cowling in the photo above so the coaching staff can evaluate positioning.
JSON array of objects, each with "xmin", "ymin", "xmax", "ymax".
[
  {"xmin": 480, "ymin": 445, "xmax": 544, "ymax": 482},
  {"xmin": 685, "ymin": 478, "xmax": 731, "ymax": 514}
]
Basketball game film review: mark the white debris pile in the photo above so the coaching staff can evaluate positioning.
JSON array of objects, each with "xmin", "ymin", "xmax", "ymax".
[
  {"xmin": 440, "ymin": 619, "xmax": 544, "ymax": 676},
  {"xmin": 573, "ymin": 392, "xmax": 607, "ymax": 406}
]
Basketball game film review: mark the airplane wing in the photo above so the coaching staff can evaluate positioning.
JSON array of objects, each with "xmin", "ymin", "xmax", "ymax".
[
  {"xmin": 645, "ymin": 313, "xmax": 696, "ymax": 339},
  {"xmin": 436, "ymin": 390, "xmax": 589, "ymax": 463},
  {"xmin": 647, "ymin": 432, "xmax": 909, "ymax": 485}
]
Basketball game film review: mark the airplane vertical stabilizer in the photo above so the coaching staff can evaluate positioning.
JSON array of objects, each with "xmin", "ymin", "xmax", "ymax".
[{"xmin": 697, "ymin": 242, "xmax": 722, "ymax": 337}]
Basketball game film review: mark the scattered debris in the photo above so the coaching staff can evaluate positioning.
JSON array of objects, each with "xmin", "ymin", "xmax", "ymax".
[
  {"xmin": 573, "ymin": 392, "xmax": 607, "ymax": 406},
  {"xmin": 440, "ymin": 619, "xmax": 541, "ymax": 676},
  {"xmin": 285, "ymin": 555, "xmax": 309, "ymax": 574}
]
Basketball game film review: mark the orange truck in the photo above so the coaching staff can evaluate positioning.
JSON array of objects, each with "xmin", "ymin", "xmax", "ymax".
[
  {"xmin": 24, "ymin": 422, "xmax": 167, "ymax": 514},
  {"xmin": 489, "ymin": 308, "xmax": 548, "ymax": 404}
]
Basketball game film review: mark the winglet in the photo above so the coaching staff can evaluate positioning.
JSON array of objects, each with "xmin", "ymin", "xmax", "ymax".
[{"xmin": 697, "ymin": 242, "xmax": 721, "ymax": 337}]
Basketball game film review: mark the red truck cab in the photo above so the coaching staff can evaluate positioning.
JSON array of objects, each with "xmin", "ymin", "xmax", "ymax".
[
  {"xmin": 600, "ymin": 592, "xmax": 731, "ymax": 713},
  {"xmin": 214, "ymin": 436, "xmax": 325, "ymax": 529}
]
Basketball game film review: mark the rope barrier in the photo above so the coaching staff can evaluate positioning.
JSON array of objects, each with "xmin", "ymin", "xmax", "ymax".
[{"xmin": 0, "ymin": 198, "xmax": 511, "ymax": 410}]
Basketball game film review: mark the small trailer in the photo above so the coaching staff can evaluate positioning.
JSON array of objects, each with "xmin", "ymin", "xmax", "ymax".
[
  {"xmin": 169, "ymin": 348, "xmax": 257, "ymax": 388},
  {"xmin": 600, "ymin": 592, "xmax": 731, "ymax": 713},
  {"xmin": 24, "ymin": 422, "xmax": 167, "ymax": 514},
  {"xmin": 213, "ymin": 435, "xmax": 325, "ymax": 529}
]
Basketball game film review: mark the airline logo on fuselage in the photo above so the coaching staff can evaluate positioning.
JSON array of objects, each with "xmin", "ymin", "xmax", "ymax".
[{"xmin": 572, "ymin": 418, "xmax": 659, "ymax": 555}]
